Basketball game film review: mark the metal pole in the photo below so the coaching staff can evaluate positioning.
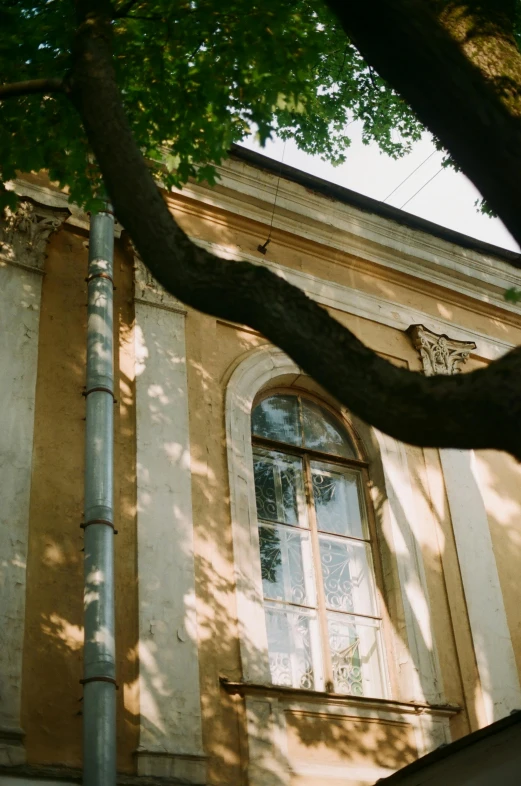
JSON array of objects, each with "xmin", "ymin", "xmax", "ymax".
[{"xmin": 82, "ymin": 207, "xmax": 116, "ymax": 786}]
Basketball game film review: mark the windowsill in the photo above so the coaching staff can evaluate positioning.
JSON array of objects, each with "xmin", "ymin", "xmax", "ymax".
[{"xmin": 219, "ymin": 677, "xmax": 461, "ymax": 717}]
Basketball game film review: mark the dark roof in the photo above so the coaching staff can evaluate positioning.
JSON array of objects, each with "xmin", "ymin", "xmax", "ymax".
[
  {"xmin": 230, "ymin": 144, "xmax": 521, "ymax": 265},
  {"xmin": 375, "ymin": 711, "xmax": 521, "ymax": 784}
]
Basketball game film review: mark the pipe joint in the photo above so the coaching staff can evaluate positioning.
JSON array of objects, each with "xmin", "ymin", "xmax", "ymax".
[
  {"xmin": 81, "ymin": 518, "xmax": 118, "ymax": 534},
  {"xmin": 86, "ymin": 269, "xmax": 114, "ymax": 284},
  {"xmin": 81, "ymin": 677, "xmax": 118, "ymax": 689},
  {"xmin": 83, "ymin": 385, "xmax": 116, "ymax": 400}
]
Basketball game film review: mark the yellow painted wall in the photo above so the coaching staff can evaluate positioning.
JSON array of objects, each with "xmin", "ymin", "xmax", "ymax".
[
  {"xmin": 16, "ymin": 176, "xmax": 521, "ymax": 781},
  {"xmin": 21, "ymin": 225, "xmax": 139, "ymax": 771},
  {"xmin": 285, "ymin": 710, "xmax": 418, "ymax": 782},
  {"xmin": 184, "ymin": 311, "xmax": 474, "ymax": 776}
]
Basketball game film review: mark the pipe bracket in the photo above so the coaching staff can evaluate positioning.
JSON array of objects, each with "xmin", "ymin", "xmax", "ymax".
[
  {"xmin": 80, "ymin": 676, "xmax": 118, "ymax": 689},
  {"xmin": 81, "ymin": 518, "xmax": 118, "ymax": 534},
  {"xmin": 85, "ymin": 271, "xmax": 114, "ymax": 285},
  {"xmin": 83, "ymin": 385, "xmax": 116, "ymax": 400}
]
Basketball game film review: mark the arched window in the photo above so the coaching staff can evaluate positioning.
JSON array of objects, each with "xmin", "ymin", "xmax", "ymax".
[{"xmin": 251, "ymin": 393, "xmax": 385, "ymax": 697}]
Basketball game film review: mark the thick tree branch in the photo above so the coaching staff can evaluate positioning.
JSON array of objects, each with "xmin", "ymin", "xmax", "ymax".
[
  {"xmin": 0, "ymin": 78, "xmax": 64, "ymax": 100},
  {"xmin": 323, "ymin": 0, "xmax": 521, "ymax": 253},
  {"xmin": 112, "ymin": 0, "xmax": 140, "ymax": 17},
  {"xmin": 68, "ymin": 0, "xmax": 521, "ymax": 460}
]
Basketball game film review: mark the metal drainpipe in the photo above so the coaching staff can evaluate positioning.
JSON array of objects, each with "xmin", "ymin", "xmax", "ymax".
[{"xmin": 82, "ymin": 207, "xmax": 116, "ymax": 786}]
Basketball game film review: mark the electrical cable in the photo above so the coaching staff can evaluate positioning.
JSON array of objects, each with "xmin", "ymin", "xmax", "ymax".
[
  {"xmin": 399, "ymin": 167, "xmax": 443, "ymax": 209},
  {"xmin": 383, "ymin": 149, "xmax": 437, "ymax": 203},
  {"xmin": 258, "ymin": 140, "xmax": 287, "ymax": 254}
]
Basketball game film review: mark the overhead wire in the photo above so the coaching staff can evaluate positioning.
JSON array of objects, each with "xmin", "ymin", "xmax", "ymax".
[
  {"xmin": 258, "ymin": 140, "xmax": 287, "ymax": 254},
  {"xmin": 399, "ymin": 167, "xmax": 444, "ymax": 209},
  {"xmin": 382, "ymin": 149, "xmax": 437, "ymax": 203}
]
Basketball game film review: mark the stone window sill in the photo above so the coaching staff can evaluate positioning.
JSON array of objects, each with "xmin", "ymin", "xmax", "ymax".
[{"xmin": 219, "ymin": 677, "xmax": 461, "ymax": 717}]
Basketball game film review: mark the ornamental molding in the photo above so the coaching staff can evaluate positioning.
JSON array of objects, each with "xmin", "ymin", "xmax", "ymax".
[
  {"xmin": 128, "ymin": 241, "xmax": 186, "ymax": 313},
  {"xmin": 408, "ymin": 324, "xmax": 476, "ymax": 376},
  {"xmin": 0, "ymin": 200, "xmax": 68, "ymax": 272},
  {"xmin": 171, "ymin": 159, "xmax": 521, "ymax": 317},
  {"xmin": 193, "ymin": 238, "xmax": 511, "ymax": 361}
]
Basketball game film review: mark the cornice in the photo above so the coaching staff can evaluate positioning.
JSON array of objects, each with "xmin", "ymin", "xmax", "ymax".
[
  {"xmin": 168, "ymin": 158, "xmax": 521, "ymax": 317},
  {"xmin": 10, "ymin": 159, "xmax": 521, "ymax": 322},
  {"xmin": 165, "ymin": 192, "xmax": 521, "ymax": 330},
  {"xmin": 193, "ymin": 238, "xmax": 514, "ymax": 361}
]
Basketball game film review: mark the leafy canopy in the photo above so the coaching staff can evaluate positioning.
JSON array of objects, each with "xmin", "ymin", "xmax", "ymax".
[{"xmin": 0, "ymin": 0, "xmax": 424, "ymax": 209}]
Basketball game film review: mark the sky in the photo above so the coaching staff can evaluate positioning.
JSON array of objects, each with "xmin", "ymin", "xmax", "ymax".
[{"xmin": 239, "ymin": 122, "xmax": 520, "ymax": 253}]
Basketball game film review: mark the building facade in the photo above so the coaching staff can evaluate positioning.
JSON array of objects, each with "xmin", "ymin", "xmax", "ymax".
[{"xmin": 2, "ymin": 148, "xmax": 521, "ymax": 786}]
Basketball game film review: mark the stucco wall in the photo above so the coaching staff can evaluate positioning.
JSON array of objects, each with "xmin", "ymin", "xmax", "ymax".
[
  {"xmin": 6, "ymin": 163, "xmax": 521, "ymax": 783},
  {"xmin": 183, "ymin": 311, "xmax": 472, "ymax": 782},
  {"xmin": 174, "ymin": 189, "xmax": 521, "ymax": 777},
  {"xmin": 472, "ymin": 449, "xmax": 521, "ymax": 679},
  {"xmin": 20, "ymin": 226, "xmax": 139, "ymax": 771}
]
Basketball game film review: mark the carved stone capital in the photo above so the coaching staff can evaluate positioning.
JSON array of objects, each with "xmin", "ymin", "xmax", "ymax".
[
  {"xmin": 130, "ymin": 243, "xmax": 185, "ymax": 312},
  {"xmin": 408, "ymin": 324, "xmax": 476, "ymax": 376},
  {"xmin": 0, "ymin": 200, "xmax": 67, "ymax": 272}
]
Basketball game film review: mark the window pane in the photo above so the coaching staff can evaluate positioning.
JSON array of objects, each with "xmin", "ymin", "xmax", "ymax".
[
  {"xmin": 252, "ymin": 395, "xmax": 301, "ymax": 446},
  {"xmin": 327, "ymin": 613, "xmax": 384, "ymax": 697},
  {"xmin": 254, "ymin": 449, "xmax": 307, "ymax": 527},
  {"xmin": 265, "ymin": 604, "xmax": 321, "ymax": 690},
  {"xmin": 302, "ymin": 399, "xmax": 356, "ymax": 458},
  {"xmin": 319, "ymin": 535, "xmax": 377, "ymax": 616},
  {"xmin": 311, "ymin": 461, "xmax": 366, "ymax": 539},
  {"xmin": 259, "ymin": 524, "xmax": 316, "ymax": 607}
]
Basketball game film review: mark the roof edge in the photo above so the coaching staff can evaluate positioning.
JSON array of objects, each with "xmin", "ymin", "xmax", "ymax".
[
  {"xmin": 229, "ymin": 144, "xmax": 521, "ymax": 264},
  {"xmin": 377, "ymin": 711, "xmax": 521, "ymax": 783}
]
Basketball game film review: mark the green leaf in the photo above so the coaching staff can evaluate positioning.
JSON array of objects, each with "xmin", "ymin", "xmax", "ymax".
[
  {"xmin": 505, "ymin": 287, "xmax": 521, "ymax": 304},
  {"xmin": 0, "ymin": 0, "xmax": 425, "ymax": 204}
]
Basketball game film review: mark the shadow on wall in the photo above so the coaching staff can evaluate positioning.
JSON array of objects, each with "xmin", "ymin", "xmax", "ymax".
[
  {"xmin": 126, "ymin": 312, "xmax": 433, "ymax": 785},
  {"xmin": 20, "ymin": 227, "xmax": 139, "ymax": 770},
  {"xmin": 471, "ymin": 451, "xmax": 521, "ymax": 681},
  {"xmin": 19, "ymin": 216, "xmax": 517, "ymax": 786},
  {"xmin": 18, "ymin": 276, "xmax": 452, "ymax": 784}
]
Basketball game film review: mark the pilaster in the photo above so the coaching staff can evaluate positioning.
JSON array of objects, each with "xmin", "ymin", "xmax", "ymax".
[
  {"xmin": 0, "ymin": 201, "xmax": 66, "ymax": 764},
  {"xmin": 132, "ymin": 254, "xmax": 206, "ymax": 783},
  {"xmin": 408, "ymin": 323, "xmax": 521, "ymax": 722}
]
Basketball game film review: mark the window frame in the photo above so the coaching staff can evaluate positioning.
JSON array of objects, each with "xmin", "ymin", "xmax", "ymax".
[
  {"xmin": 226, "ymin": 344, "xmax": 443, "ymax": 708},
  {"xmin": 251, "ymin": 388, "xmax": 388, "ymax": 697}
]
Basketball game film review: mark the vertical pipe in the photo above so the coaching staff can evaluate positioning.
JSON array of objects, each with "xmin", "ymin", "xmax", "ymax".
[{"xmin": 83, "ymin": 208, "xmax": 116, "ymax": 786}]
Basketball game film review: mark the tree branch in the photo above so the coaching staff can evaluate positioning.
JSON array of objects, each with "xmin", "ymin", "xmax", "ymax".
[
  {"xmin": 0, "ymin": 78, "xmax": 64, "ymax": 101},
  {"xmin": 68, "ymin": 0, "xmax": 521, "ymax": 460}
]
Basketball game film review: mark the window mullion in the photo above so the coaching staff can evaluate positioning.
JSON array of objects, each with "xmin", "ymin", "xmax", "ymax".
[
  {"xmin": 303, "ymin": 454, "xmax": 334, "ymax": 691},
  {"xmin": 280, "ymin": 524, "xmax": 292, "ymax": 608},
  {"xmin": 273, "ymin": 462, "xmax": 284, "ymax": 522}
]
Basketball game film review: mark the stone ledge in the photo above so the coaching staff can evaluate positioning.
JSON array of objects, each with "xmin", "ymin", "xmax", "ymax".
[
  {"xmin": 0, "ymin": 763, "xmax": 203, "ymax": 786},
  {"xmin": 220, "ymin": 678, "xmax": 462, "ymax": 717},
  {"xmin": 0, "ymin": 728, "xmax": 26, "ymax": 768},
  {"xmin": 135, "ymin": 752, "xmax": 206, "ymax": 786}
]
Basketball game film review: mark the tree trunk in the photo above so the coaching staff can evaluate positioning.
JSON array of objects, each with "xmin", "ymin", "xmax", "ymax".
[
  {"xmin": 324, "ymin": 0, "xmax": 521, "ymax": 248},
  {"xmin": 68, "ymin": 0, "xmax": 521, "ymax": 460}
]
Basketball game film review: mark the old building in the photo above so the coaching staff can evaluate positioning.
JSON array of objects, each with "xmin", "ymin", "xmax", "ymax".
[{"xmin": 2, "ymin": 146, "xmax": 521, "ymax": 786}]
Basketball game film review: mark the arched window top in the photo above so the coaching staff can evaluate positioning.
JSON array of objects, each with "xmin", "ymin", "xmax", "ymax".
[{"xmin": 251, "ymin": 393, "xmax": 357, "ymax": 460}]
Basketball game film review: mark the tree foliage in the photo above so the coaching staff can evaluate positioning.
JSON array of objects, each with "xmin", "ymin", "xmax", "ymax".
[
  {"xmin": 3, "ymin": 0, "xmax": 521, "ymax": 460},
  {"xmin": 0, "ymin": 0, "xmax": 423, "ymax": 210}
]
